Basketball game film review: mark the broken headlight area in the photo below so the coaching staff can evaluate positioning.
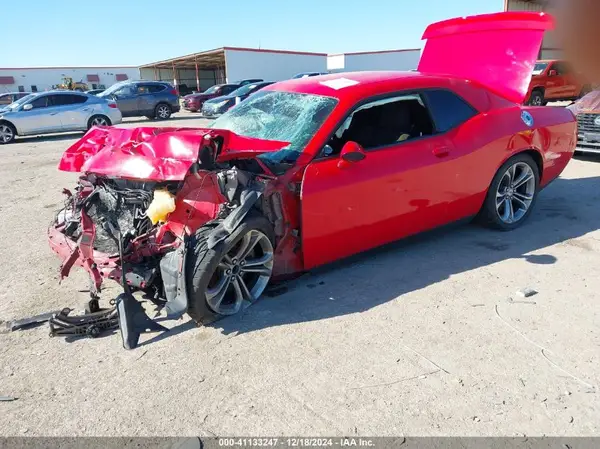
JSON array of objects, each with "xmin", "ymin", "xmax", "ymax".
[{"xmin": 48, "ymin": 159, "xmax": 287, "ymax": 348}]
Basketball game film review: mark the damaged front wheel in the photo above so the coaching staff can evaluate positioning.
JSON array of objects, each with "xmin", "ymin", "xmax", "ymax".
[{"xmin": 187, "ymin": 214, "xmax": 275, "ymax": 324}]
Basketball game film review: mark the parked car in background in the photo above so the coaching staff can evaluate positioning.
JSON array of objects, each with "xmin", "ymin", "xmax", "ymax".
[
  {"xmin": 0, "ymin": 91, "xmax": 121, "ymax": 144},
  {"xmin": 201, "ymin": 81, "xmax": 274, "ymax": 118},
  {"xmin": 0, "ymin": 92, "xmax": 31, "ymax": 106},
  {"xmin": 85, "ymin": 89, "xmax": 105, "ymax": 96},
  {"xmin": 292, "ymin": 72, "xmax": 327, "ymax": 79},
  {"xmin": 182, "ymin": 84, "xmax": 240, "ymax": 112},
  {"xmin": 526, "ymin": 60, "xmax": 591, "ymax": 105},
  {"xmin": 235, "ymin": 78, "xmax": 264, "ymax": 86},
  {"xmin": 567, "ymin": 89, "xmax": 600, "ymax": 154},
  {"xmin": 98, "ymin": 81, "xmax": 180, "ymax": 120}
]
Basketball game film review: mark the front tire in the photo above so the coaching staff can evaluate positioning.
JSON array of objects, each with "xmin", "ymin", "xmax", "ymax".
[
  {"xmin": 479, "ymin": 154, "xmax": 540, "ymax": 231},
  {"xmin": 186, "ymin": 214, "xmax": 275, "ymax": 324},
  {"xmin": 154, "ymin": 103, "xmax": 172, "ymax": 120},
  {"xmin": 0, "ymin": 122, "xmax": 16, "ymax": 144}
]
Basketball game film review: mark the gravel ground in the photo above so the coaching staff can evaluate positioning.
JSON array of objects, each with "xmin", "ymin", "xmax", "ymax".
[{"xmin": 0, "ymin": 112, "xmax": 599, "ymax": 437}]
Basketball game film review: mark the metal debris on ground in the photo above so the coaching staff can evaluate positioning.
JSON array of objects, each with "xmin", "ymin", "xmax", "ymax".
[
  {"xmin": 48, "ymin": 307, "xmax": 119, "ymax": 338},
  {"xmin": 0, "ymin": 396, "xmax": 17, "ymax": 402},
  {"xmin": 3, "ymin": 311, "xmax": 60, "ymax": 332},
  {"xmin": 516, "ymin": 287, "xmax": 538, "ymax": 298}
]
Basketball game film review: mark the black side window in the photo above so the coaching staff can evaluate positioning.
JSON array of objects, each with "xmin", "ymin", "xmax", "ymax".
[
  {"xmin": 70, "ymin": 95, "xmax": 88, "ymax": 104},
  {"xmin": 114, "ymin": 85, "xmax": 134, "ymax": 97},
  {"xmin": 328, "ymin": 94, "xmax": 435, "ymax": 153},
  {"xmin": 222, "ymin": 85, "xmax": 237, "ymax": 94},
  {"xmin": 423, "ymin": 90, "xmax": 477, "ymax": 133},
  {"xmin": 553, "ymin": 62, "xmax": 570, "ymax": 75},
  {"xmin": 51, "ymin": 94, "xmax": 85, "ymax": 106},
  {"xmin": 148, "ymin": 84, "xmax": 167, "ymax": 93},
  {"xmin": 30, "ymin": 96, "xmax": 50, "ymax": 109}
]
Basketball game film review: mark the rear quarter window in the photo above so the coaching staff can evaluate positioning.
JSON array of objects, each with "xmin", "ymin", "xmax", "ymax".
[
  {"xmin": 423, "ymin": 90, "xmax": 477, "ymax": 133},
  {"xmin": 148, "ymin": 84, "xmax": 167, "ymax": 93}
]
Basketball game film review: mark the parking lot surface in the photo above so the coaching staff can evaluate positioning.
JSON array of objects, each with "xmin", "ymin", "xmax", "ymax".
[{"xmin": 0, "ymin": 113, "xmax": 599, "ymax": 436}]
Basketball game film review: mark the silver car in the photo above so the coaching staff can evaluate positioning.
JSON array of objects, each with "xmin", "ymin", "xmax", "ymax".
[{"xmin": 0, "ymin": 91, "xmax": 122, "ymax": 144}]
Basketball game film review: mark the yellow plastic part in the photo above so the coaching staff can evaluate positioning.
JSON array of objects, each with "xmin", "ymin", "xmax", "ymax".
[{"xmin": 146, "ymin": 189, "xmax": 176, "ymax": 225}]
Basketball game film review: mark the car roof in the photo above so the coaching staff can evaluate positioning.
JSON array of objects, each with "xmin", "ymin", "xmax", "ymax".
[{"xmin": 265, "ymin": 71, "xmax": 466, "ymax": 100}]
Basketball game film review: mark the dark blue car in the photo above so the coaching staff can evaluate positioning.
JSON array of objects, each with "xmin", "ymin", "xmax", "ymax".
[{"xmin": 201, "ymin": 81, "xmax": 274, "ymax": 118}]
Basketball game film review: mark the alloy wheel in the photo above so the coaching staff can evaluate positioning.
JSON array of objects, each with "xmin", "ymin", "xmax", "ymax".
[
  {"xmin": 531, "ymin": 95, "xmax": 543, "ymax": 106},
  {"xmin": 157, "ymin": 105, "xmax": 170, "ymax": 119},
  {"xmin": 495, "ymin": 162, "xmax": 536, "ymax": 224},
  {"xmin": 205, "ymin": 230, "xmax": 274, "ymax": 315},
  {"xmin": 0, "ymin": 124, "xmax": 14, "ymax": 143},
  {"xmin": 92, "ymin": 117, "xmax": 108, "ymax": 127}
]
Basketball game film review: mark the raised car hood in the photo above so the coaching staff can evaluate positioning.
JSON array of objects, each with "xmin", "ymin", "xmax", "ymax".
[
  {"xmin": 57, "ymin": 127, "xmax": 289, "ymax": 181},
  {"xmin": 418, "ymin": 12, "xmax": 555, "ymax": 104}
]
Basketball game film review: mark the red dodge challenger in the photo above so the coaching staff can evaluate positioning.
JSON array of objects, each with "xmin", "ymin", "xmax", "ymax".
[{"xmin": 48, "ymin": 12, "xmax": 576, "ymax": 348}]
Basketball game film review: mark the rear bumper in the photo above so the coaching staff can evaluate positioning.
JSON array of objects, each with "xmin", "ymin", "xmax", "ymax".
[
  {"xmin": 107, "ymin": 108, "xmax": 123, "ymax": 125},
  {"xmin": 172, "ymin": 104, "xmax": 181, "ymax": 113}
]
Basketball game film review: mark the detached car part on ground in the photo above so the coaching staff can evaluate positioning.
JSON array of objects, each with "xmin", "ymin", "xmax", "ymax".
[{"xmin": 48, "ymin": 12, "xmax": 576, "ymax": 349}]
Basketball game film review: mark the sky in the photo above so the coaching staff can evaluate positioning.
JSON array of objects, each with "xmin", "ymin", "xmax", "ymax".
[{"xmin": 4, "ymin": 0, "xmax": 503, "ymax": 67}]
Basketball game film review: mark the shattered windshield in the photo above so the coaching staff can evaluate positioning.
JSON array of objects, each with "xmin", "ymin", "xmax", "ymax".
[
  {"xmin": 532, "ymin": 63, "xmax": 548, "ymax": 76},
  {"xmin": 211, "ymin": 90, "xmax": 338, "ymax": 168}
]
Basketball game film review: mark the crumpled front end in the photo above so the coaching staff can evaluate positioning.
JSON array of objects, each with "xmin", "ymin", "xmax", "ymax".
[{"xmin": 48, "ymin": 126, "xmax": 302, "ymax": 348}]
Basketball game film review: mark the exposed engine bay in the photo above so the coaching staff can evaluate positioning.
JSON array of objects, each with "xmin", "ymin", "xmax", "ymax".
[{"xmin": 48, "ymin": 126, "xmax": 303, "ymax": 349}]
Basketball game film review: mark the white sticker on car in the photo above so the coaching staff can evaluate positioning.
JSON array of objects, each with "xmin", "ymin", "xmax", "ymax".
[{"xmin": 319, "ymin": 78, "xmax": 359, "ymax": 90}]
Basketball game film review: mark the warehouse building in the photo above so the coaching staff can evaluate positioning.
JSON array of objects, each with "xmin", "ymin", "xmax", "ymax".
[
  {"xmin": 139, "ymin": 47, "xmax": 329, "ymax": 93},
  {"xmin": 505, "ymin": 0, "xmax": 561, "ymax": 59},
  {"xmin": 327, "ymin": 49, "xmax": 421, "ymax": 73},
  {"xmin": 0, "ymin": 66, "xmax": 140, "ymax": 93},
  {"xmin": 139, "ymin": 46, "xmax": 421, "ymax": 93}
]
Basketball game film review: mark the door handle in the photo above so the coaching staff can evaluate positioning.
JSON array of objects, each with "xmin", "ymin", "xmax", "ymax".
[
  {"xmin": 432, "ymin": 146, "xmax": 450, "ymax": 158},
  {"xmin": 49, "ymin": 112, "xmax": 58, "ymax": 116}
]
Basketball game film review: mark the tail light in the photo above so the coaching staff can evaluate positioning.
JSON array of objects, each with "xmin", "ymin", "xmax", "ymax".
[
  {"xmin": 108, "ymin": 103, "xmax": 118, "ymax": 109},
  {"xmin": 170, "ymin": 88, "xmax": 178, "ymax": 96}
]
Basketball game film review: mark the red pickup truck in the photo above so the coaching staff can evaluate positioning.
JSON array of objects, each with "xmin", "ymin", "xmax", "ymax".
[{"xmin": 526, "ymin": 60, "xmax": 591, "ymax": 105}]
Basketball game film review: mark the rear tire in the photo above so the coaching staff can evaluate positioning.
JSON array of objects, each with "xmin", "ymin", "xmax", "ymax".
[
  {"xmin": 87, "ymin": 115, "xmax": 111, "ymax": 130},
  {"xmin": 186, "ymin": 214, "xmax": 275, "ymax": 324},
  {"xmin": 0, "ymin": 122, "xmax": 16, "ymax": 144},
  {"xmin": 528, "ymin": 89, "xmax": 546, "ymax": 106},
  {"xmin": 479, "ymin": 153, "xmax": 540, "ymax": 231},
  {"xmin": 154, "ymin": 103, "xmax": 172, "ymax": 120}
]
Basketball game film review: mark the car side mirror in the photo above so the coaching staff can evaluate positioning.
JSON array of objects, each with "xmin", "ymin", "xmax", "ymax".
[
  {"xmin": 549, "ymin": 70, "xmax": 558, "ymax": 77},
  {"xmin": 338, "ymin": 141, "xmax": 366, "ymax": 168},
  {"xmin": 22, "ymin": 103, "xmax": 33, "ymax": 111}
]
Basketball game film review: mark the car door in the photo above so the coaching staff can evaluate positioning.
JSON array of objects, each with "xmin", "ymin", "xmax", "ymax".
[
  {"xmin": 54, "ymin": 94, "xmax": 91, "ymax": 130},
  {"xmin": 136, "ymin": 83, "xmax": 161, "ymax": 115},
  {"xmin": 112, "ymin": 84, "xmax": 137, "ymax": 116},
  {"xmin": 544, "ymin": 62, "xmax": 566, "ymax": 99},
  {"xmin": 300, "ymin": 89, "xmax": 478, "ymax": 269},
  {"xmin": 13, "ymin": 94, "xmax": 63, "ymax": 134},
  {"xmin": 558, "ymin": 62, "xmax": 579, "ymax": 98}
]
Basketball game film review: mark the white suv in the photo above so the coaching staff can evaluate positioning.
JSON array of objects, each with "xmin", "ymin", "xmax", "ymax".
[{"xmin": 0, "ymin": 91, "xmax": 122, "ymax": 144}]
